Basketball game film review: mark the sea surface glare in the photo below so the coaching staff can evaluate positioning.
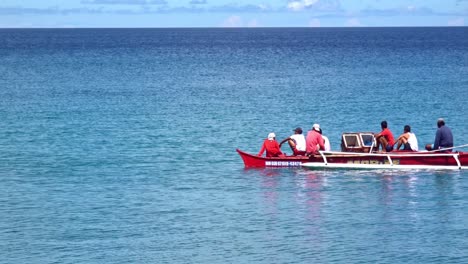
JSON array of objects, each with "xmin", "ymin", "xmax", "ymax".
[{"xmin": 0, "ymin": 27, "xmax": 468, "ymax": 263}]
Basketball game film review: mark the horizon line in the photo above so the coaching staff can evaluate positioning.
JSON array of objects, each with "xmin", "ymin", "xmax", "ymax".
[{"xmin": 1, "ymin": 25, "xmax": 467, "ymax": 29}]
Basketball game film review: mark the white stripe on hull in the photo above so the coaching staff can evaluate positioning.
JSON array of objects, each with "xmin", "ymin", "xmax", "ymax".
[{"xmin": 301, "ymin": 162, "xmax": 467, "ymax": 170}]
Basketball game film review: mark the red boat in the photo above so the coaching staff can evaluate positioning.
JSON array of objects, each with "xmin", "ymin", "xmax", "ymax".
[{"xmin": 237, "ymin": 132, "xmax": 468, "ymax": 170}]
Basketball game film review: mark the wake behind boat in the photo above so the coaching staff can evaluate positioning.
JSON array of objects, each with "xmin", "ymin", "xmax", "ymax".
[{"xmin": 237, "ymin": 132, "xmax": 468, "ymax": 170}]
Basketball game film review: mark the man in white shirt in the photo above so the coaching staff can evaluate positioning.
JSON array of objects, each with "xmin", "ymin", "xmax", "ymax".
[
  {"xmin": 396, "ymin": 125, "xmax": 419, "ymax": 151},
  {"xmin": 319, "ymin": 128, "xmax": 331, "ymax": 151},
  {"xmin": 279, "ymin": 127, "xmax": 306, "ymax": 156}
]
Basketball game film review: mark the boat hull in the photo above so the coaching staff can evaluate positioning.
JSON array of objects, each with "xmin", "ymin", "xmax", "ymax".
[
  {"xmin": 237, "ymin": 149, "xmax": 468, "ymax": 170},
  {"xmin": 236, "ymin": 149, "xmax": 310, "ymax": 168}
]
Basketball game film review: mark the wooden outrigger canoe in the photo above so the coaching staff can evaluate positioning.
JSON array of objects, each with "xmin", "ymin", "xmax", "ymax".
[
  {"xmin": 237, "ymin": 132, "xmax": 468, "ymax": 170},
  {"xmin": 237, "ymin": 148, "xmax": 468, "ymax": 170}
]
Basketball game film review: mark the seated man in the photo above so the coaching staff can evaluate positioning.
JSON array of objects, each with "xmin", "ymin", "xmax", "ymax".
[
  {"xmin": 318, "ymin": 128, "xmax": 331, "ymax": 151},
  {"xmin": 258, "ymin": 132, "xmax": 284, "ymax": 157},
  {"xmin": 374, "ymin": 120, "xmax": 395, "ymax": 152},
  {"xmin": 396, "ymin": 125, "xmax": 419, "ymax": 151},
  {"xmin": 279, "ymin": 127, "xmax": 306, "ymax": 156},
  {"xmin": 427, "ymin": 118, "xmax": 453, "ymax": 152},
  {"xmin": 306, "ymin": 124, "xmax": 325, "ymax": 155}
]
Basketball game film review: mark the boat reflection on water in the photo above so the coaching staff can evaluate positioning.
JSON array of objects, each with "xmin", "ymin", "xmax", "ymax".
[
  {"xmin": 376, "ymin": 171, "xmax": 410, "ymax": 206},
  {"xmin": 294, "ymin": 170, "xmax": 328, "ymax": 249},
  {"xmin": 252, "ymin": 168, "xmax": 330, "ymax": 248},
  {"xmin": 241, "ymin": 164, "xmax": 466, "ymax": 262},
  {"xmin": 294, "ymin": 170, "xmax": 327, "ymax": 221},
  {"xmin": 259, "ymin": 169, "xmax": 280, "ymax": 217}
]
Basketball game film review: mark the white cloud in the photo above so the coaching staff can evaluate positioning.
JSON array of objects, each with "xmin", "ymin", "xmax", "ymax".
[
  {"xmin": 287, "ymin": 1, "xmax": 303, "ymax": 11},
  {"xmin": 221, "ymin": 16, "xmax": 260, "ymax": 27},
  {"xmin": 345, "ymin": 18, "xmax": 364, "ymax": 27},
  {"xmin": 247, "ymin": 19, "xmax": 260, "ymax": 27},
  {"xmin": 287, "ymin": 0, "xmax": 319, "ymax": 11},
  {"xmin": 222, "ymin": 15, "xmax": 242, "ymax": 27},
  {"xmin": 257, "ymin": 4, "xmax": 269, "ymax": 11},
  {"xmin": 448, "ymin": 17, "xmax": 465, "ymax": 26},
  {"xmin": 305, "ymin": 0, "xmax": 319, "ymax": 5},
  {"xmin": 189, "ymin": 0, "xmax": 206, "ymax": 4},
  {"xmin": 407, "ymin": 5, "xmax": 416, "ymax": 11},
  {"xmin": 81, "ymin": 0, "xmax": 167, "ymax": 5},
  {"xmin": 309, "ymin": 18, "xmax": 321, "ymax": 27}
]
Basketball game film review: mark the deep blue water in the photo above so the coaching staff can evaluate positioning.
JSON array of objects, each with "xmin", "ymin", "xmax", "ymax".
[{"xmin": 1, "ymin": 27, "xmax": 468, "ymax": 264}]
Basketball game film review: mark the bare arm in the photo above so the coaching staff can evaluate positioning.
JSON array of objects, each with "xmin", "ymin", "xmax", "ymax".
[
  {"xmin": 397, "ymin": 133, "xmax": 409, "ymax": 141},
  {"xmin": 279, "ymin": 137, "xmax": 291, "ymax": 146}
]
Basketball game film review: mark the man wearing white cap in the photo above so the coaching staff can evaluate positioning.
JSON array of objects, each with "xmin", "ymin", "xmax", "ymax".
[
  {"xmin": 306, "ymin": 124, "xmax": 325, "ymax": 155},
  {"xmin": 258, "ymin": 132, "xmax": 284, "ymax": 157}
]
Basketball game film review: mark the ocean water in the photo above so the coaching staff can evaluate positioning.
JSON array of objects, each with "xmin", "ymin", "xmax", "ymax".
[{"xmin": 1, "ymin": 27, "xmax": 468, "ymax": 263}]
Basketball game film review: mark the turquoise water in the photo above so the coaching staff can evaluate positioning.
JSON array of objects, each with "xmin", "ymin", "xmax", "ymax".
[{"xmin": 1, "ymin": 28, "xmax": 468, "ymax": 263}]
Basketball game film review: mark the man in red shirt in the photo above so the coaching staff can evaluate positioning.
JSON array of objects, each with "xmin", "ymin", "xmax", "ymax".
[
  {"xmin": 375, "ymin": 120, "xmax": 395, "ymax": 152},
  {"xmin": 258, "ymin": 132, "xmax": 284, "ymax": 157},
  {"xmin": 306, "ymin": 124, "xmax": 325, "ymax": 155}
]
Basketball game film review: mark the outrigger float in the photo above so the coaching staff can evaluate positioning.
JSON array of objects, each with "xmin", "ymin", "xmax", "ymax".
[{"xmin": 237, "ymin": 132, "xmax": 468, "ymax": 170}]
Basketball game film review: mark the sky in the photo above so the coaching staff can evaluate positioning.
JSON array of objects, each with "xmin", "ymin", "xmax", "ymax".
[{"xmin": 0, "ymin": 0, "xmax": 467, "ymax": 28}]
